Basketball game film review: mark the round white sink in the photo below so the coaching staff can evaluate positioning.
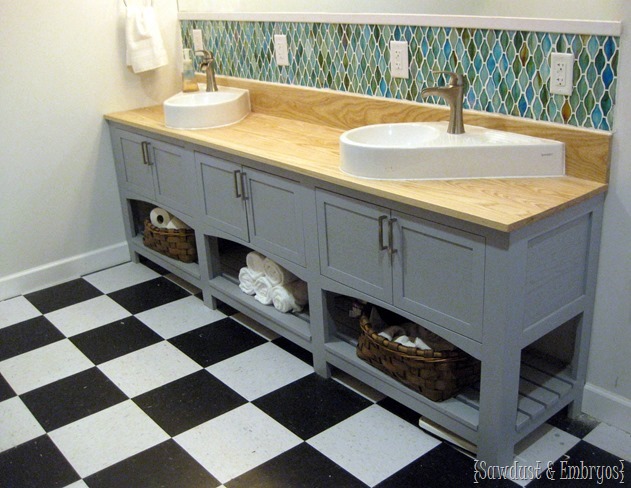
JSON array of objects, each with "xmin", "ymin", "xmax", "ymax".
[
  {"xmin": 340, "ymin": 122, "xmax": 565, "ymax": 180},
  {"xmin": 163, "ymin": 85, "xmax": 250, "ymax": 129}
]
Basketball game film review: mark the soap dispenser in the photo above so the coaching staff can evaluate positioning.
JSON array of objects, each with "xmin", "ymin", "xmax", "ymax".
[{"xmin": 182, "ymin": 48, "xmax": 199, "ymax": 93}]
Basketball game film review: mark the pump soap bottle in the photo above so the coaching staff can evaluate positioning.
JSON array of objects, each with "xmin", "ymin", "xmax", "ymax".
[{"xmin": 182, "ymin": 49, "xmax": 199, "ymax": 92}]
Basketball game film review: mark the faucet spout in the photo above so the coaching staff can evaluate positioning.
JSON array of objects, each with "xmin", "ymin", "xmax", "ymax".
[
  {"xmin": 195, "ymin": 50, "xmax": 218, "ymax": 92},
  {"xmin": 421, "ymin": 71, "xmax": 465, "ymax": 135}
]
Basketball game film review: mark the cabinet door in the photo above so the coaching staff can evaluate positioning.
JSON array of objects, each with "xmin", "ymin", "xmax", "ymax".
[
  {"xmin": 392, "ymin": 213, "xmax": 485, "ymax": 341},
  {"xmin": 197, "ymin": 153, "xmax": 249, "ymax": 241},
  {"xmin": 316, "ymin": 190, "xmax": 392, "ymax": 302},
  {"xmin": 245, "ymin": 168, "xmax": 307, "ymax": 266},
  {"xmin": 114, "ymin": 129, "xmax": 155, "ymax": 200},
  {"xmin": 148, "ymin": 139, "xmax": 192, "ymax": 216}
]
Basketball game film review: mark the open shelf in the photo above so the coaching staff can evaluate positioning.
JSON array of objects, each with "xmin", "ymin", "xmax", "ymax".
[
  {"xmin": 324, "ymin": 339, "xmax": 577, "ymax": 446},
  {"xmin": 130, "ymin": 235, "xmax": 201, "ymax": 285}
]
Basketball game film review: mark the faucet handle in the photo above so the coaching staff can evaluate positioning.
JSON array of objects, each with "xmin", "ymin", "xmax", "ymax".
[
  {"xmin": 195, "ymin": 49, "xmax": 213, "ymax": 61},
  {"xmin": 432, "ymin": 71, "xmax": 464, "ymax": 87}
]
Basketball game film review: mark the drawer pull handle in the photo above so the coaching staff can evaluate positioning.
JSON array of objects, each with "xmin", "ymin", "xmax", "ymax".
[
  {"xmin": 239, "ymin": 171, "xmax": 248, "ymax": 201},
  {"xmin": 140, "ymin": 141, "xmax": 151, "ymax": 165},
  {"xmin": 233, "ymin": 170, "xmax": 242, "ymax": 198},
  {"xmin": 388, "ymin": 218, "xmax": 398, "ymax": 255},
  {"xmin": 378, "ymin": 215, "xmax": 388, "ymax": 251}
]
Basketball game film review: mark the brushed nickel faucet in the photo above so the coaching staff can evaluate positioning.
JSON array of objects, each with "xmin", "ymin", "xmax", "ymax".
[
  {"xmin": 195, "ymin": 50, "xmax": 218, "ymax": 92},
  {"xmin": 421, "ymin": 71, "xmax": 465, "ymax": 134}
]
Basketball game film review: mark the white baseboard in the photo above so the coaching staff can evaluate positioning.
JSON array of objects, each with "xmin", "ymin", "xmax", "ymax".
[
  {"xmin": 0, "ymin": 242, "xmax": 130, "ymax": 301},
  {"xmin": 582, "ymin": 382, "xmax": 631, "ymax": 431}
]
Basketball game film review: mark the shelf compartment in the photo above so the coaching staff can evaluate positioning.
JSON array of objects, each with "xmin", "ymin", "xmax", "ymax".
[
  {"xmin": 325, "ymin": 340, "xmax": 578, "ymax": 446},
  {"xmin": 130, "ymin": 235, "xmax": 201, "ymax": 286}
]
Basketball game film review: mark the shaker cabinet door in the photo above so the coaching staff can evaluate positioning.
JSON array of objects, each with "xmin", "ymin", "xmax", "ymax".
[
  {"xmin": 197, "ymin": 152, "xmax": 249, "ymax": 241},
  {"xmin": 316, "ymin": 190, "xmax": 393, "ymax": 302},
  {"xmin": 115, "ymin": 130, "xmax": 156, "ymax": 201}
]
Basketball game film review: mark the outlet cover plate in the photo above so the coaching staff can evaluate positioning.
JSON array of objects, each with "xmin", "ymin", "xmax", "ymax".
[
  {"xmin": 550, "ymin": 52, "xmax": 574, "ymax": 96},
  {"xmin": 274, "ymin": 34, "xmax": 289, "ymax": 66},
  {"xmin": 390, "ymin": 40, "xmax": 409, "ymax": 78}
]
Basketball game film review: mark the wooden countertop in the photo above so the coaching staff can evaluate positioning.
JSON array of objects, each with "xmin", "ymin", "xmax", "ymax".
[{"xmin": 105, "ymin": 77, "xmax": 610, "ymax": 233}]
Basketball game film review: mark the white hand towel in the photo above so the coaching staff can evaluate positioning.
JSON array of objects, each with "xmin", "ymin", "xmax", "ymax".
[
  {"xmin": 253, "ymin": 275, "xmax": 274, "ymax": 305},
  {"xmin": 125, "ymin": 4, "xmax": 168, "ymax": 73},
  {"xmin": 263, "ymin": 258, "xmax": 297, "ymax": 286},
  {"xmin": 378, "ymin": 326, "xmax": 406, "ymax": 341},
  {"xmin": 394, "ymin": 335, "xmax": 417, "ymax": 348},
  {"xmin": 238, "ymin": 267, "xmax": 262, "ymax": 295},
  {"xmin": 246, "ymin": 251, "xmax": 266, "ymax": 274},
  {"xmin": 270, "ymin": 280, "xmax": 308, "ymax": 313},
  {"xmin": 414, "ymin": 337, "xmax": 431, "ymax": 350}
]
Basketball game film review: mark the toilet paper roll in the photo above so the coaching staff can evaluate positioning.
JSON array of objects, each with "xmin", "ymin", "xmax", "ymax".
[
  {"xmin": 166, "ymin": 216, "xmax": 190, "ymax": 230},
  {"xmin": 150, "ymin": 207, "xmax": 171, "ymax": 229}
]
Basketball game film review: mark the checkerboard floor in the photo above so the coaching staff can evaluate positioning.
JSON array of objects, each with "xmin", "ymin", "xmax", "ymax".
[{"xmin": 1, "ymin": 260, "xmax": 629, "ymax": 487}]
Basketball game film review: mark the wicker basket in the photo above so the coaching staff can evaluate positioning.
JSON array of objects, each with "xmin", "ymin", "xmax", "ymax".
[
  {"xmin": 142, "ymin": 219, "xmax": 197, "ymax": 263},
  {"xmin": 356, "ymin": 315, "xmax": 480, "ymax": 402}
]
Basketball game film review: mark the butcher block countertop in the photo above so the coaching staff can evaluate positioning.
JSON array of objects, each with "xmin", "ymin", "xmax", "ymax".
[{"xmin": 105, "ymin": 76, "xmax": 611, "ymax": 232}]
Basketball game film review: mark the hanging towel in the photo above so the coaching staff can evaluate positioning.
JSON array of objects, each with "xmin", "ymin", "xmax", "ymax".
[
  {"xmin": 246, "ymin": 251, "xmax": 266, "ymax": 275},
  {"xmin": 270, "ymin": 280, "xmax": 308, "ymax": 313},
  {"xmin": 263, "ymin": 258, "xmax": 297, "ymax": 286},
  {"xmin": 125, "ymin": 3, "xmax": 168, "ymax": 73},
  {"xmin": 238, "ymin": 267, "xmax": 262, "ymax": 295}
]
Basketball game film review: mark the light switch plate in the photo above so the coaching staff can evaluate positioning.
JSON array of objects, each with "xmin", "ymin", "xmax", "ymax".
[
  {"xmin": 390, "ymin": 40, "xmax": 409, "ymax": 78},
  {"xmin": 274, "ymin": 34, "xmax": 289, "ymax": 66},
  {"xmin": 192, "ymin": 29, "xmax": 204, "ymax": 52},
  {"xmin": 550, "ymin": 52, "xmax": 574, "ymax": 96}
]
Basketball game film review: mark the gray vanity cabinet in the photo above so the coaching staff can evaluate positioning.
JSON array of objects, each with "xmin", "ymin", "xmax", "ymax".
[
  {"xmin": 316, "ymin": 189, "xmax": 485, "ymax": 340},
  {"xmin": 197, "ymin": 152, "xmax": 307, "ymax": 266},
  {"xmin": 111, "ymin": 128, "xmax": 193, "ymax": 216}
]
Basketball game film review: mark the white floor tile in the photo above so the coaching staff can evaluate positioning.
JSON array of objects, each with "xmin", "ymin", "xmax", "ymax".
[
  {"xmin": 49, "ymin": 400, "xmax": 169, "ymax": 478},
  {"xmin": 175, "ymin": 403, "xmax": 301, "ymax": 484},
  {"xmin": 136, "ymin": 296, "xmax": 225, "ymax": 339},
  {"xmin": 0, "ymin": 296, "xmax": 41, "ymax": 329},
  {"xmin": 207, "ymin": 342, "xmax": 313, "ymax": 401},
  {"xmin": 0, "ymin": 340, "xmax": 93, "ymax": 395},
  {"xmin": 83, "ymin": 262, "xmax": 160, "ymax": 294},
  {"xmin": 0, "ymin": 397, "xmax": 46, "ymax": 452},
  {"xmin": 584, "ymin": 423, "xmax": 631, "ymax": 462},
  {"xmin": 45, "ymin": 296, "xmax": 130, "ymax": 337},
  {"xmin": 98, "ymin": 342, "xmax": 201, "ymax": 397},
  {"xmin": 511, "ymin": 423, "xmax": 581, "ymax": 486},
  {"xmin": 308, "ymin": 404, "xmax": 441, "ymax": 486}
]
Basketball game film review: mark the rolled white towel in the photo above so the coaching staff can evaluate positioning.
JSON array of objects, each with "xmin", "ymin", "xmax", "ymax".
[
  {"xmin": 253, "ymin": 274, "xmax": 274, "ymax": 305},
  {"xmin": 263, "ymin": 258, "xmax": 297, "ymax": 286},
  {"xmin": 378, "ymin": 326, "xmax": 406, "ymax": 341},
  {"xmin": 238, "ymin": 267, "xmax": 262, "ymax": 295},
  {"xmin": 394, "ymin": 335, "xmax": 417, "ymax": 348},
  {"xmin": 246, "ymin": 251, "xmax": 266, "ymax": 274},
  {"xmin": 270, "ymin": 280, "xmax": 308, "ymax": 313}
]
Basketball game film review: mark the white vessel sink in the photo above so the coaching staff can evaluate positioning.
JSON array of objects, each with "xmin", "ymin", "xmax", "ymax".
[
  {"xmin": 340, "ymin": 122, "xmax": 565, "ymax": 180},
  {"xmin": 163, "ymin": 86, "xmax": 250, "ymax": 129}
]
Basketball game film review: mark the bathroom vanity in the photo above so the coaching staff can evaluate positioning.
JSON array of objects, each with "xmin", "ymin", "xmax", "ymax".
[{"xmin": 106, "ymin": 77, "xmax": 610, "ymax": 467}]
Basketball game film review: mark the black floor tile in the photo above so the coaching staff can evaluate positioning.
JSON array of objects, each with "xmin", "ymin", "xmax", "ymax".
[
  {"xmin": 528, "ymin": 440, "xmax": 630, "ymax": 487},
  {"xmin": 138, "ymin": 255, "xmax": 169, "ymax": 275},
  {"xmin": 21, "ymin": 368, "xmax": 128, "ymax": 431},
  {"xmin": 378, "ymin": 396, "xmax": 426, "ymax": 427},
  {"xmin": 0, "ymin": 373, "xmax": 16, "ymax": 401},
  {"xmin": 169, "ymin": 317, "xmax": 267, "ymax": 367},
  {"xmin": 546, "ymin": 407, "xmax": 600, "ymax": 438},
  {"xmin": 70, "ymin": 316, "xmax": 163, "ymax": 364},
  {"xmin": 226, "ymin": 442, "xmax": 368, "ymax": 488},
  {"xmin": 24, "ymin": 279, "xmax": 102, "ymax": 314},
  {"xmin": 253, "ymin": 373, "xmax": 372, "ymax": 440},
  {"xmin": 375, "ymin": 443, "xmax": 518, "ymax": 488},
  {"xmin": 0, "ymin": 316, "xmax": 64, "ymax": 361},
  {"xmin": 134, "ymin": 370, "xmax": 247, "ymax": 436},
  {"xmin": 0, "ymin": 435, "xmax": 80, "ymax": 488},
  {"xmin": 272, "ymin": 336, "xmax": 313, "ymax": 365},
  {"xmin": 107, "ymin": 277, "xmax": 190, "ymax": 314},
  {"xmin": 84, "ymin": 439, "xmax": 221, "ymax": 488}
]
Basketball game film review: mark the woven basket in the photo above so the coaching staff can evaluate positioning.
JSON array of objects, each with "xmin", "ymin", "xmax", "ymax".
[
  {"xmin": 142, "ymin": 219, "xmax": 197, "ymax": 263},
  {"xmin": 356, "ymin": 316, "xmax": 480, "ymax": 402}
]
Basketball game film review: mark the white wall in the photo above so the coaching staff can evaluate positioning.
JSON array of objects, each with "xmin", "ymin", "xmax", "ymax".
[{"xmin": 0, "ymin": 0, "xmax": 180, "ymax": 297}]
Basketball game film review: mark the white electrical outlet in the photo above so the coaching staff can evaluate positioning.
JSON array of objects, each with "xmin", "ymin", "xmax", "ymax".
[
  {"xmin": 550, "ymin": 52, "xmax": 574, "ymax": 96},
  {"xmin": 274, "ymin": 34, "xmax": 289, "ymax": 66},
  {"xmin": 390, "ymin": 40, "xmax": 409, "ymax": 78},
  {"xmin": 192, "ymin": 29, "xmax": 204, "ymax": 52}
]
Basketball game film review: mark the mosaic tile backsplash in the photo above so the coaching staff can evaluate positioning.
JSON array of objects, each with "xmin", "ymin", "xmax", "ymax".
[{"xmin": 181, "ymin": 20, "xmax": 619, "ymax": 131}]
